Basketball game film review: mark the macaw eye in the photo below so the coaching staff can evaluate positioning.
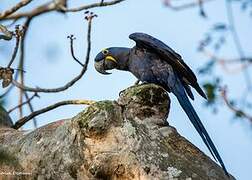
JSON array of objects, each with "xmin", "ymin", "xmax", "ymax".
[{"xmin": 102, "ymin": 49, "xmax": 109, "ymax": 55}]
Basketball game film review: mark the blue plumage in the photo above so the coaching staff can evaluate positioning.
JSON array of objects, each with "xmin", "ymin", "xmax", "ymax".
[{"xmin": 94, "ymin": 32, "xmax": 229, "ymax": 178}]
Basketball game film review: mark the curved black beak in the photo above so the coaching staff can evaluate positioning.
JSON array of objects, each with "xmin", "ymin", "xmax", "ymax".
[{"xmin": 94, "ymin": 60, "xmax": 111, "ymax": 75}]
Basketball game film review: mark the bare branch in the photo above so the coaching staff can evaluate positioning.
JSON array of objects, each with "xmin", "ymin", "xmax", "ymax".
[
  {"xmin": 0, "ymin": 0, "xmax": 33, "ymax": 19},
  {"xmin": 163, "ymin": 0, "xmax": 214, "ymax": 11},
  {"xmin": 1, "ymin": 0, "xmax": 125, "ymax": 20},
  {"xmin": 12, "ymin": 14, "xmax": 95, "ymax": 93},
  {"xmin": 202, "ymin": 49, "xmax": 252, "ymax": 73},
  {"xmin": 63, "ymin": 0, "xmax": 126, "ymax": 12},
  {"xmin": 18, "ymin": 18, "xmax": 32, "ymax": 118},
  {"xmin": 24, "ymin": 91, "xmax": 38, "ymax": 128},
  {"xmin": 67, "ymin": 34, "xmax": 84, "ymax": 67},
  {"xmin": 220, "ymin": 87, "xmax": 252, "ymax": 123},
  {"xmin": 12, "ymin": 99, "xmax": 95, "ymax": 129},
  {"xmin": 8, "ymin": 92, "xmax": 39, "ymax": 113},
  {"xmin": 225, "ymin": 0, "xmax": 252, "ymax": 89},
  {"xmin": 0, "ymin": 2, "xmax": 55, "ymax": 20},
  {"xmin": 7, "ymin": 25, "xmax": 23, "ymax": 68}
]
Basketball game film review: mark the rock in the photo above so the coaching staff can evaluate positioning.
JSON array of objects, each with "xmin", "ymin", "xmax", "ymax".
[{"xmin": 0, "ymin": 84, "xmax": 234, "ymax": 179}]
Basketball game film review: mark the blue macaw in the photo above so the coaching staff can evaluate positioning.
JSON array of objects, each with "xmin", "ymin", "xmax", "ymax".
[{"xmin": 94, "ymin": 32, "xmax": 229, "ymax": 177}]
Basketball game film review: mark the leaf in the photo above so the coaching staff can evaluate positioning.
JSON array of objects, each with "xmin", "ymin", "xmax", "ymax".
[
  {"xmin": 203, "ymin": 82, "xmax": 216, "ymax": 103},
  {"xmin": 0, "ymin": 67, "xmax": 14, "ymax": 88},
  {"xmin": 0, "ymin": 24, "xmax": 13, "ymax": 41}
]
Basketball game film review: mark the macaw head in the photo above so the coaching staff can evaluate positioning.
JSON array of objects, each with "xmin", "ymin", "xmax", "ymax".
[{"xmin": 94, "ymin": 47, "xmax": 130, "ymax": 75}]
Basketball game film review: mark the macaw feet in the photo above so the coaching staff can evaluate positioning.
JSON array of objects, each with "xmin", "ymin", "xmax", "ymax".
[
  {"xmin": 119, "ymin": 80, "xmax": 143, "ymax": 96},
  {"xmin": 119, "ymin": 89, "xmax": 125, "ymax": 97},
  {"xmin": 134, "ymin": 79, "xmax": 140, "ymax": 85},
  {"xmin": 133, "ymin": 80, "xmax": 149, "ymax": 86}
]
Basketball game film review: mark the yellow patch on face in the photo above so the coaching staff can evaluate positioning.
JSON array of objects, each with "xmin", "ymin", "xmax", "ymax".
[{"xmin": 105, "ymin": 56, "xmax": 117, "ymax": 63}]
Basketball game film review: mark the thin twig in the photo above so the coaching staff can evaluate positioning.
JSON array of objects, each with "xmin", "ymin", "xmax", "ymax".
[
  {"xmin": 12, "ymin": 13, "xmax": 96, "ymax": 129},
  {"xmin": 63, "ymin": 0, "xmax": 125, "ymax": 12},
  {"xmin": 164, "ymin": 0, "xmax": 214, "ymax": 11},
  {"xmin": 12, "ymin": 67, "xmax": 86, "ymax": 93},
  {"xmin": 203, "ymin": 50, "xmax": 243, "ymax": 63},
  {"xmin": 84, "ymin": 15, "xmax": 93, "ymax": 66},
  {"xmin": 7, "ymin": 28, "xmax": 20, "ymax": 68},
  {"xmin": 24, "ymin": 91, "xmax": 38, "ymax": 128},
  {"xmin": 18, "ymin": 18, "xmax": 32, "ymax": 118},
  {"xmin": 202, "ymin": 49, "xmax": 252, "ymax": 73},
  {"xmin": 8, "ymin": 92, "xmax": 38, "ymax": 113},
  {"xmin": 220, "ymin": 87, "xmax": 252, "ymax": 123},
  {"xmin": 68, "ymin": 34, "xmax": 84, "ymax": 67},
  {"xmin": 12, "ymin": 15, "xmax": 94, "ymax": 93},
  {"xmin": 0, "ymin": 0, "xmax": 34, "ymax": 19},
  {"xmin": 12, "ymin": 99, "xmax": 95, "ymax": 129},
  {"xmin": 225, "ymin": 0, "xmax": 252, "ymax": 89}
]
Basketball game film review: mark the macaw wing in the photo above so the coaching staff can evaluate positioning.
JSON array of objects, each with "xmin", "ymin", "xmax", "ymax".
[{"xmin": 129, "ymin": 32, "xmax": 206, "ymax": 99}]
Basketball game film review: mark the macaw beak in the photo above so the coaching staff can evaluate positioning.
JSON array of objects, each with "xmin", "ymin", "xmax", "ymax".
[
  {"xmin": 94, "ymin": 51, "xmax": 118, "ymax": 75},
  {"xmin": 94, "ymin": 60, "xmax": 111, "ymax": 75}
]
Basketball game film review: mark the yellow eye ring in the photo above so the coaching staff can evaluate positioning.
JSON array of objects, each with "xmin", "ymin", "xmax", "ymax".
[{"xmin": 102, "ymin": 49, "xmax": 109, "ymax": 55}]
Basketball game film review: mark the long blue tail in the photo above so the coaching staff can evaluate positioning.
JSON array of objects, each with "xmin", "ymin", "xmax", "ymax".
[{"xmin": 172, "ymin": 81, "xmax": 229, "ymax": 177}]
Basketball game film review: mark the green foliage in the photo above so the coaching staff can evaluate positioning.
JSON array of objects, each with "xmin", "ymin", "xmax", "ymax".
[
  {"xmin": 203, "ymin": 78, "xmax": 221, "ymax": 105},
  {"xmin": 203, "ymin": 83, "xmax": 216, "ymax": 104}
]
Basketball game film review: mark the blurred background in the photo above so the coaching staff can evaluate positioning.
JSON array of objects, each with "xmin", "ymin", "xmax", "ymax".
[{"xmin": 1, "ymin": 0, "xmax": 252, "ymax": 179}]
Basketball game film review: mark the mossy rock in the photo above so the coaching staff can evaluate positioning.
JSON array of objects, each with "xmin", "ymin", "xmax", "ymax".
[{"xmin": 76, "ymin": 101, "xmax": 122, "ymax": 136}]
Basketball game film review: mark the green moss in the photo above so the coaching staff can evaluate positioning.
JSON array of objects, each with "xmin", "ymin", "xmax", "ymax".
[
  {"xmin": 77, "ymin": 101, "xmax": 117, "ymax": 130},
  {"xmin": 121, "ymin": 84, "xmax": 168, "ymax": 106},
  {"xmin": 0, "ymin": 148, "xmax": 19, "ymax": 167},
  {"xmin": 94, "ymin": 101, "xmax": 115, "ymax": 114},
  {"xmin": 123, "ymin": 84, "xmax": 158, "ymax": 97},
  {"xmin": 78, "ymin": 105, "xmax": 98, "ymax": 129}
]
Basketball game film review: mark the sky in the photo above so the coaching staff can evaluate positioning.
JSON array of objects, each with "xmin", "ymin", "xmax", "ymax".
[{"xmin": 1, "ymin": 0, "xmax": 252, "ymax": 179}]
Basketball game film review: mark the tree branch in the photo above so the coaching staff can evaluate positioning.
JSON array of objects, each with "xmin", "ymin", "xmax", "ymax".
[
  {"xmin": 24, "ymin": 91, "xmax": 38, "ymax": 128},
  {"xmin": 163, "ymin": 0, "xmax": 214, "ymax": 11},
  {"xmin": 18, "ymin": 18, "xmax": 32, "ymax": 118},
  {"xmin": 6, "ymin": 25, "xmax": 22, "ymax": 68},
  {"xmin": 67, "ymin": 34, "xmax": 84, "ymax": 67},
  {"xmin": 202, "ymin": 49, "xmax": 252, "ymax": 73},
  {"xmin": 1, "ymin": 0, "xmax": 126, "ymax": 20},
  {"xmin": 0, "ymin": 0, "xmax": 34, "ymax": 19},
  {"xmin": 220, "ymin": 87, "xmax": 252, "ymax": 123},
  {"xmin": 12, "ymin": 15, "xmax": 94, "ymax": 93},
  {"xmin": 225, "ymin": 0, "xmax": 252, "ymax": 89},
  {"xmin": 8, "ymin": 92, "xmax": 39, "ymax": 113},
  {"xmin": 63, "ymin": 0, "xmax": 126, "ymax": 12},
  {"xmin": 12, "ymin": 99, "xmax": 95, "ymax": 129},
  {"xmin": 0, "ymin": 2, "xmax": 56, "ymax": 20}
]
